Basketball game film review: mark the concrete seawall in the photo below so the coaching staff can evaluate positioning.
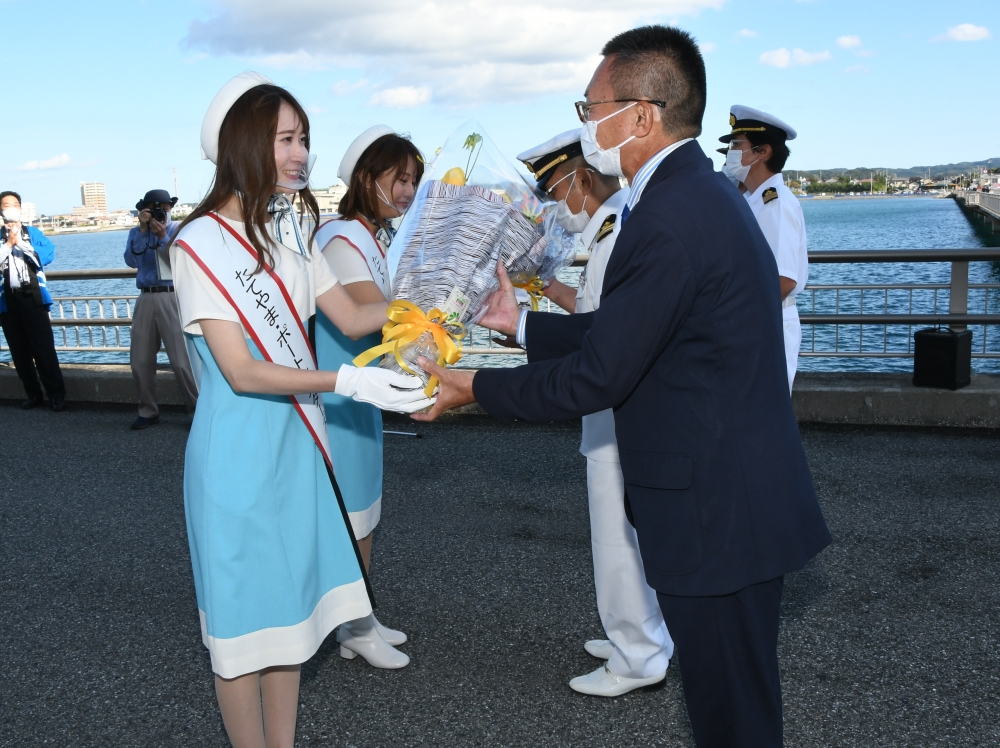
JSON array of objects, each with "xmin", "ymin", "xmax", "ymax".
[{"xmin": 3, "ymin": 363, "xmax": 998, "ymax": 428}]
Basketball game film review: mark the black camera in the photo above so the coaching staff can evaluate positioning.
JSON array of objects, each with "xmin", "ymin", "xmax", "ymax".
[{"xmin": 149, "ymin": 207, "xmax": 168, "ymax": 223}]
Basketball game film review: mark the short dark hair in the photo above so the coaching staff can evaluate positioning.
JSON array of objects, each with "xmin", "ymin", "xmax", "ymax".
[
  {"xmin": 338, "ymin": 134, "xmax": 424, "ymax": 232},
  {"xmin": 745, "ymin": 131, "xmax": 791, "ymax": 173},
  {"xmin": 601, "ymin": 26, "xmax": 706, "ymax": 138},
  {"xmin": 0, "ymin": 190, "xmax": 22, "ymax": 206}
]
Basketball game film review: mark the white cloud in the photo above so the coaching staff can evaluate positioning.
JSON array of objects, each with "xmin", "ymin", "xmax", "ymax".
[
  {"xmin": 737, "ymin": 29, "xmax": 758, "ymax": 38},
  {"xmin": 368, "ymin": 86, "xmax": 432, "ymax": 109},
  {"xmin": 699, "ymin": 41, "xmax": 717, "ymax": 53},
  {"xmin": 760, "ymin": 48, "xmax": 792, "ymax": 67},
  {"xmin": 17, "ymin": 153, "xmax": 71, "ymax": 171},
  {"xmin": 183, "ymin": 0, "xmax": 728, "ymax": 104},
  {"xmin": 844, "ymin": 65, "xmax": 870, "ymax": 74},
  {"xmin": 254, "ymin": 51, "xmax": 333, "ymax": 71},
  {"xmin": 332, "ymin": 79, "xmax": 369, "ymax": 96},
  {"xmin": 836, "ymin": 35, "xmax": 862, "ymax": 48},
  {"xmin": 759, "ymin": 48, "xmax": 831, "ymax": 68},
  {"xmin": 934, "ymin": 24, "xmax": 991, "ymax": 42}
]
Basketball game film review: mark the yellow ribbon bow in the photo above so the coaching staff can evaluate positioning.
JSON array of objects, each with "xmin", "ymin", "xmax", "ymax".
[
  {"xmin": 353, "ymin": 300, "xmax": 466, "ymax": 397},
  {"xmin": 511, "ymin": 275, "xmax": 546, "ymax": 311}
]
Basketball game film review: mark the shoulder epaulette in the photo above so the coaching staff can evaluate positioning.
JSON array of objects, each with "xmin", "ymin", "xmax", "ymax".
[
  {"xmin": 762, "ymin": 187, "xmax": 779, "ymax": 204},
  {"xmin": 596, "ymin": 214, "xmax": 616, "ymax": 243}
]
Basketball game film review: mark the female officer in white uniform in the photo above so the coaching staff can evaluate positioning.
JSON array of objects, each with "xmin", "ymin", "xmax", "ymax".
[
  {"xmin": 518, "ymin": 131, "xmax": 674, "ymax": 698},
  {"xmin": 719, "ymin": 106, "xmax": 808, "ymax": 392}
]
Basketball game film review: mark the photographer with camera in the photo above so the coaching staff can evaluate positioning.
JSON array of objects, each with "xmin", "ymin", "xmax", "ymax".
[
  {"xmin": 124, "ymin": 189, "xmax": 198, "ymax": 429},
  {"xmin": 1, "ymin": 190, "xmax": 66, "ymax": 411}
]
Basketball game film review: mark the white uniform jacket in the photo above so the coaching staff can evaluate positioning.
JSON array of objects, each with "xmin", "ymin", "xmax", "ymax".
[
  {"xmin": 576, "ymin": 187, "xmax": 629, "ymax": 463},
  {"xmin": 744, "ymin": 173, "xmax": 808, "ymax": 389}
]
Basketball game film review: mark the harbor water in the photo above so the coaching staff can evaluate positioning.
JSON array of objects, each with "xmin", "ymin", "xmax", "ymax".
[{"xmin": 3, "ymin": 197, "xmax": 999, "ymax": 372}]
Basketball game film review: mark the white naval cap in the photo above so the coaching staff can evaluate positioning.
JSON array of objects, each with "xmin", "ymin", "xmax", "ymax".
[
  {"xmin": 719, "ymin": 105, "xmax": 797, "ymax": 145},
  {"xmin": 338, "ymin": 125, "xmax": 396, "ymax": 183},
  {"xmin": 201, "ymin": 71, "xmax": 273, "ymax": 163},
  {"xmin": 516, "ymin": 128, "xmax": 584, "ymax": 190}
]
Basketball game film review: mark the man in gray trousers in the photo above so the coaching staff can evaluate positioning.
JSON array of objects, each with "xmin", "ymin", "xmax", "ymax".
[{"xmin": 124, "ymin": 189, "xmax": 198, "ymax": 429}]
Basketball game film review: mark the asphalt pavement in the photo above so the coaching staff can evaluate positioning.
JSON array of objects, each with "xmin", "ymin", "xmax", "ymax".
[{"xmin": 1, "ymin": 402, "xmax": 998, "ymax": 747}]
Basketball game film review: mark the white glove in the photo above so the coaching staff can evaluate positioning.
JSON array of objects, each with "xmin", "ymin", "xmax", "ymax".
[{"xmin": 334, "ymin": 364, "xmax": 436, "ymax": 414}]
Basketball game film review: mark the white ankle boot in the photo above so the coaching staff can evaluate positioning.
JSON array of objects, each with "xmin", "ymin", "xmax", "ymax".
[
  {"xmin": 337, "ymin": 614, "xmax": 409, "ymax": 669},
  {"xmin": 373, "ymin": 615, "xmax": 406, "ymax": 646}
]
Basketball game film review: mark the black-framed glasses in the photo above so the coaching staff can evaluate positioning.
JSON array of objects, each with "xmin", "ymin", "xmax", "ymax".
[{"xmin": 575, "ymin": 99, "xmax": 667, "ymax": 123}]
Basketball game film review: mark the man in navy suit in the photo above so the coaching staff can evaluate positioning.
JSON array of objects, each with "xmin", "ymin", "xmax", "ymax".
[{"xmin": 414, "ymin": 25, "xmax": 831, "ymax": 747}]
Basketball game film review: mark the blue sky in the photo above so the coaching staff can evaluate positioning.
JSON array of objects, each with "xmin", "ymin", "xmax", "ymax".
[{"xmin": 3, "ymin": 0, "xmax": 996, "ymax": 214}]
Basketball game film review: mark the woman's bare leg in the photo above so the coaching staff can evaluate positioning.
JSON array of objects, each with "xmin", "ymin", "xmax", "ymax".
[
  {"xmin": 357, "ymin": 531, "xmax": 373, "ymax": 572},
  {"xmin": 259, "ymin": 665, "xmax": 301, "ymax": 748},
  {"xmin": 215, "ymin": 672, "xmax": 265, "ymax": 748}
]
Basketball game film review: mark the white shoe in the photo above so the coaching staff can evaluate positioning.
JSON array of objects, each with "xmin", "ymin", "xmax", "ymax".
[
  {"xmin": 374, "ymin": 615, "xmax": 407, "ymax": 646},
  {"xmin": 584, "ymin": 639, "xmax": 615, "ymax": 660},
  {"xmin": 337, "ymin": 615, "xmax": 409, "ymax": 669},
  {"xmin": 569, "ymin": 664, "xmax": 666, "ymax": 697}
]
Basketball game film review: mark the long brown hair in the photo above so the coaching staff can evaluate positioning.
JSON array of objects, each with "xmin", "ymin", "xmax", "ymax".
[
  {"xmin": 338, "ymin": 134, "xmax": 424, "ymax": 233},
  {"xmin": 178, "ymin": 84, "xmax": 320, "ymax": 273}
]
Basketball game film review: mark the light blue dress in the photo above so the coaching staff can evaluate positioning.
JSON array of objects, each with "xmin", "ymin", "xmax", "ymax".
[
  {"xmin": 315, "ymin": 320, "xmax": 384, "ymax": 539},
  {"xmin": 184, "ymin": 335, "xmax": 371, "ymax": 678}
]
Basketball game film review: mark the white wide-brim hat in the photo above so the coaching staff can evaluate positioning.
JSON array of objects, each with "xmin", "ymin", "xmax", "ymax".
[
  {"xmin": 201, "ymin": 71, "xmax": 273, "ymax": 164},
  {"xmin": 338, "ymin": 125, "xmax": 396, "ymax": 182}
]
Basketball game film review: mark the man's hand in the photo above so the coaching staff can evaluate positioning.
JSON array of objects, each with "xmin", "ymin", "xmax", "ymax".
[
  {"xmin": 410, "ymin": 357, "xmax": 477, "ymax": 422},
  {"xmin": 137, "ymin": 208, "xmax": 150, "ymax": 232},
  {"xmin": 476, "ymin": 263, "xmax": 521, "ymax": 336},
  {"xmin": 4, "ymin": 222, "xmax": 19, "ymax": 247},
  {"xmin": 149, "ymin": 217, "xmax": 167, "ymax": 239}
]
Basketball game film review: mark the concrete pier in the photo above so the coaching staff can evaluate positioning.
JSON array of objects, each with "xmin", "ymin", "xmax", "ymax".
[
  {"xmin": 1, "ymin": 404, "xmax": 998, "ymax": 746},
  {"xmin": 5, "ymin": 363, "xmax": 997, "ymax": 428}
]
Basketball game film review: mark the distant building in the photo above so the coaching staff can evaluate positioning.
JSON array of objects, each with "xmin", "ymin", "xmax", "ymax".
[
  {"xmin": 21, "ymin": 202, "xmax": 37, "ymax": 225},
  {"xmin": 172, "ymin": 203, "xmax": 197, "ymax": 218},
  {"xmin": 71, "ymin": 205, "xmax": 99, "ymax": 218},
  {"xmin": 311, "ymin": 182, "xmax": 347, "ymax": 215},
  {"xmin": 110, "ymin": 209, "xmax": 136, "ymax": 227},
  {"xmin": 80, "ymin": 182, "xmax": 107, "ymax": 213}
]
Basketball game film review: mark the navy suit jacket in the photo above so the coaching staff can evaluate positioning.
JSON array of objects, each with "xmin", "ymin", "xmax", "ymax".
[{"xmin": 474, "ymin": 141, "xmax": 831, "ymax": 597}]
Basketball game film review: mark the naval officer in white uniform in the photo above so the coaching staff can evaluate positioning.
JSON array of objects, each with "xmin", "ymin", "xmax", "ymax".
[
  {"xmin": 518, "ymin": 130, "xmax": 674, "ymax": 697},
  {"xmin": 719, "ymin": 106, "xmax": 808, "ymax": 391}
]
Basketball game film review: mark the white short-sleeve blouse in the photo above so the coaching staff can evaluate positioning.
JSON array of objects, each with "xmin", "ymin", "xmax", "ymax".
[{"xmin": 170, "ymin": 214, "xmax": 338, "ymax": 336}]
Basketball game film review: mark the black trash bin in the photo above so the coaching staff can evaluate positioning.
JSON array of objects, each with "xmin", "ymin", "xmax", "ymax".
[{"xmin": 912, "ymin": 327, "xmax": 972, "ymax": 390}]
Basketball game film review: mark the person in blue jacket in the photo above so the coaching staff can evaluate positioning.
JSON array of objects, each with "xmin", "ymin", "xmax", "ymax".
[{"xmin": 0, "ymin": 190, "xmax": 66, "ymax": 410}]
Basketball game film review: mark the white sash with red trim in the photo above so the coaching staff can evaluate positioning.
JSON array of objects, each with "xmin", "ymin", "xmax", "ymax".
[
  {"xmin": 315, "ymin": 218, "xmax": 390, "ymax": 298},
  {"xmin": 174, "ymin": 213, "xmax": 333, "ymax": 469}
]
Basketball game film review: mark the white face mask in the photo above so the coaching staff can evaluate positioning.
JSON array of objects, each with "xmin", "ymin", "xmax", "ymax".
[
  {"xmin": 2, "ymin": 207, "xmax": 21, "ymax": 223},
  {"xmin": 276, "ymin": 152, "xmax": 317, "ymax": 191},
  {"xmin": 376, "ymin": 181, "xmax": 407, "ymax": 218},
  {"xmin": 548, "ymin": 171, "xmax": 590, "ymax": 234},
  {"xmin": 722, "ymin": 148, "xmax": 759, "ymax": 187},
  {"xmin": 580, "ymin": 102, "xmax": 637, "ymax": 178}
]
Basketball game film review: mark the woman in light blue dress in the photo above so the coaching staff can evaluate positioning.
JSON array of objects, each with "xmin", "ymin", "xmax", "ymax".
[
  {"xmin": 314, "ymin": 127, "xmax": 424, "ymax": 669},
  {"xmin": 170, "ymin": 74, "xmax": 430, "ymax": 748}
]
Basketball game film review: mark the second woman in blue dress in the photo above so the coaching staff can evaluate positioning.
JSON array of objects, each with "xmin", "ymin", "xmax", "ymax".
[{"xmin": 315, "ymin": 126, "xmax": 424, "ymax": 669}]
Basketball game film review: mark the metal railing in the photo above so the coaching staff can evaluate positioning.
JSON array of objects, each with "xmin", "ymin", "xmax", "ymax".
[
  {"xmin": 955, "ymin": 190, "xmax": 1000, "ymax": 220},
  {"xmin": 798, "ymin": 249, "xmax": 1000, "ymax": 358},
  {"xmin": 3, "ymin": 249, "xmax": 1000, "ymax": 361}
]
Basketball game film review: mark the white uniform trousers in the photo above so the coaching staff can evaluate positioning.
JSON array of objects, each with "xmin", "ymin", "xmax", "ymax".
[
  {"xmin": 587, "ymin": 457, "xmax": 674, "ymax": 679},
  {"xmin": 783, "ymin": 307, "xmax": 802, "ymax": 394}
]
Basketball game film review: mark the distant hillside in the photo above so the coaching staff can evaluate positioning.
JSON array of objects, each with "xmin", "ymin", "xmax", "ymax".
[{"xmin": 785, "ymin": 158, "xmax": 1000, "ymax": 182}]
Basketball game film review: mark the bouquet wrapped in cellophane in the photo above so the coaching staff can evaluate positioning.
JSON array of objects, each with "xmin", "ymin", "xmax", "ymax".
[
  {"xmin": 509, "ymin": 210, "xmax": 578, "ymax": 310},
  {"xmin": 355, "ymin": 121, "xmax": 565, "ymax": 394}
]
